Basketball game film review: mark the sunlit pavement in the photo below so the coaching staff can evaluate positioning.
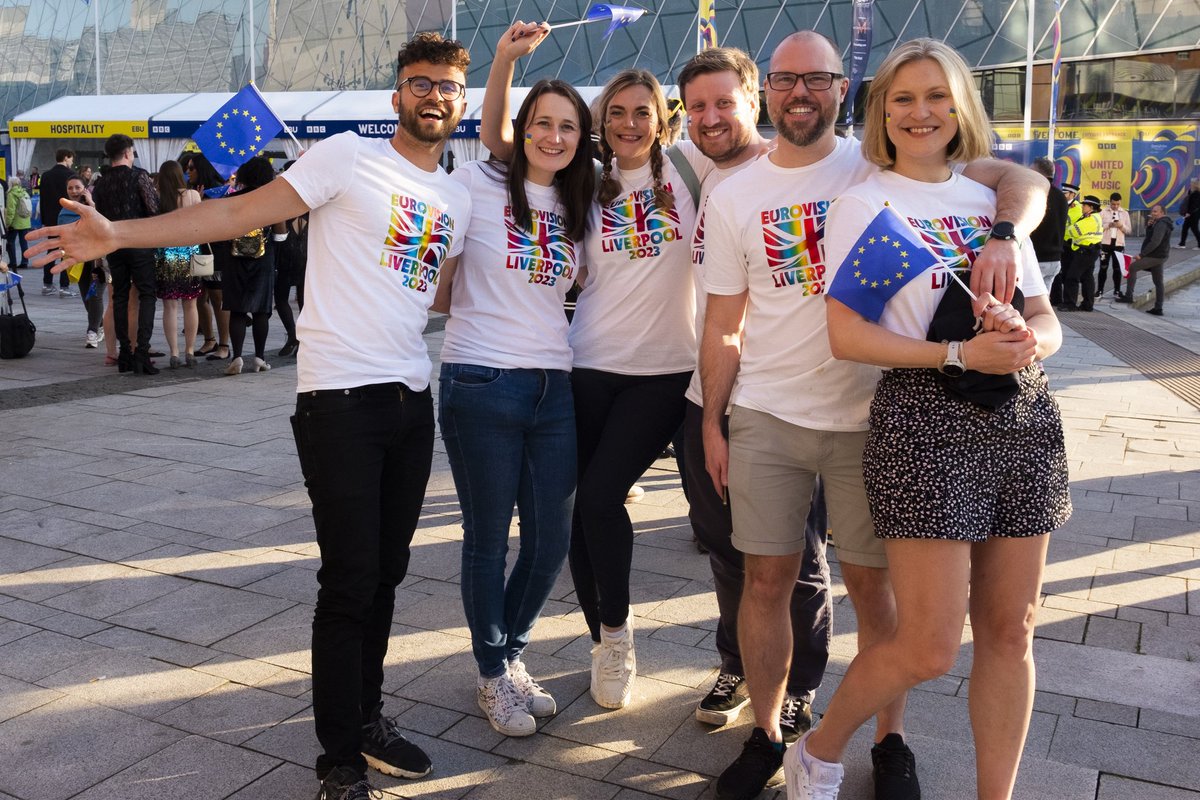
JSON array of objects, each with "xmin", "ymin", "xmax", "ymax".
[{"xmin": 1, "ymin": 246, "xmax": 1198, "ymax": 800}]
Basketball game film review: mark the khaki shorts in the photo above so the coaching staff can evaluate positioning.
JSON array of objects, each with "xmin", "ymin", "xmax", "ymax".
[{"xmin": 727, "ymin": 405, "xmax": 885, "ymax": 568}]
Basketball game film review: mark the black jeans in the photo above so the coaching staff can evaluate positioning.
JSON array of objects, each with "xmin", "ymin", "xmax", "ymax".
[
  {"xmin": 6, "ymin": 229, "xmax": 27, "ymax": 269},
  {"xmin": 568, "ymin": 367, "xmax": 690, "ymax": 639},
  {"xmin": 1098, "ymin": 243, "xmax": 1124, "ymax": 296},
  {"xmin": 291, "ymin": 383, "xmax": 434, "ymax": 777},
  {"xmin": 1127, "ymin": 256, "xmax": 1166, "ymax": 311},
  {"xmin": 682, "ymin": 402, "xmax": 832, "ymax": 701},
  {"xmin": 107, "ymin": 247, "xmax": 157, "ymax": 352},
  {"xmin": 1063, "ymin": 244, "xmax": 1100, "ymax": 309},
  {"xmin": 1180, "ymin": 214, "xmax": 1200, "ymax": 246}
]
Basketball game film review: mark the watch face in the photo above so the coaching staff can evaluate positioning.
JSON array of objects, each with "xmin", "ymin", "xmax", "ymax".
[
  {"xmin": 990, "ymin": 221, "xmax": 1016, "ymax": 240},
  {"xmin": 941, "ymin": 364, "xmax": 966, "ymax": 378}
]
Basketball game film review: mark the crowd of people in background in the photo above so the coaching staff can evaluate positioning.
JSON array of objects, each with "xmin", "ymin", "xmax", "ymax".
[{"xmin": 2, "ymin": 144, "xmax": 308, "ymax": 373}]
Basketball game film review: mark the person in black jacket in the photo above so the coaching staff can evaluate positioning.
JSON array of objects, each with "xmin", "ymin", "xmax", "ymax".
[
  {"xmin": 1029, "ymin": 157, "xmax": 1068, "ymax": 284},
  {"xmin": 1177, "ymin": 179, "xmax": 1200, "ymax": 248},
  {"xmin": 91, "ymin": 135, "xmax": 160, "ymax": 374},
  {"xmin": 39, "ymin": 148, "xmax": 76, "ymax": 296},
  {"xmin": 1119, "ymin": 203, "xmax": 1171, "ymax": 315}
]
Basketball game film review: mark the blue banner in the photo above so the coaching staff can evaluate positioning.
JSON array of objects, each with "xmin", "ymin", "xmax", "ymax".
[{"xmin": 844, "ymin": 0, "xmax": 873, "ymax": 126}]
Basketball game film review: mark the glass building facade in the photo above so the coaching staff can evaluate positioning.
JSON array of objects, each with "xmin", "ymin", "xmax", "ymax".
[{"xmin": 2, "ymin": 0, "xmax": 1200, "ymax": 128}]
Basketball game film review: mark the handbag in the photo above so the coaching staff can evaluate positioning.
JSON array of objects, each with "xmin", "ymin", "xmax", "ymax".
[
  {"xmin": 925, "ymin": 273, "xmax": 1025, "ymax": 410},
  {"xmin": 232, "ymin": 228, "xmax": 266, "ymax": 259},
  {"xmin": 0, "ymin": 275, "xmax": 36, "ymax": 359},
  {"xmin": 190, "ymin": 243, "xmax": 214, "ymax": 277}
]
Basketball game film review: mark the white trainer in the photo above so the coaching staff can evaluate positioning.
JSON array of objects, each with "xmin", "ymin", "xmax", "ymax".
[
  {"xmin": 590, "ymin": 622, "xmax": 636, "ymax": 709},
  {"xmin": 508, "ymin": 659, "xmax": 556, "ymax": 717},
  {"xmin": 477, "ymin": 673, "xmax": 536, "ymax": 737},
  {"xmin": 783, "ymin": 730, "xmax": 844, "ymax": 800},
  {"xmin": 85, "ymin": 331, "xmax": 99, "ymax": 349}
]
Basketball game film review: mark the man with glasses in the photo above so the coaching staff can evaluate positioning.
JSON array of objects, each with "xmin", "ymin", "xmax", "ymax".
[
  {"xmin": 30, "ymin": 33, "xmax": 472, "ymax": 800},
  {"xmin": 701, "ymin": 32, "xmax": 1046, "ymax": 800}
]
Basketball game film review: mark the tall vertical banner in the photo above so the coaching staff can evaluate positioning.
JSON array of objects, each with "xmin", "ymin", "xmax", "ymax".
[
  {"xmin": 1047, "ymin": 0, "xmax": 1063, "ymax": 160},
  {"xmin": 698, "ymin": 0, "xmax": 717, "ymax": 51},
  {"xmin": 844, "ymin": 0, "xmax": 874, "ymax": 127}
]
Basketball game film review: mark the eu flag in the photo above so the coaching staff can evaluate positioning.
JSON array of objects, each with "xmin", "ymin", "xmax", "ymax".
[
  {"xmin": 586, "ymin": 4, "xmax": 646, "ymax": 38},
  {"xmin": 827, "ymin": 203, "xmax": 940, "ymax": 323},
  {"xmin": 192, "ymin": 84, "xmax": 286, "ymax": 180}
]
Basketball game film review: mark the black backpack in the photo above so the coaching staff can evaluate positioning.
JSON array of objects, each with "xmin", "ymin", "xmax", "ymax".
[{"xmin": 0, "ymin": 276, "xmax": 36, "ymax": 359}]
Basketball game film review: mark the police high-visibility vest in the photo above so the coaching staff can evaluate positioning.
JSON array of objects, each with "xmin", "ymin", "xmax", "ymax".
[
  {"xmin": 1064, "ymin": 200, "xmax": 1083, "ymax": 242},
  {"xmin": 1068, "ymin": 212, "xmax": 1103, "ymax": 250}
]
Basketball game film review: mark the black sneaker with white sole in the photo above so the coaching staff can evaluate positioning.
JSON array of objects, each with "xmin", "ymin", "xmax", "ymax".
[
  {"xmin": 778, "ymin": 694, "xmax": 813, "ymax": 745},
  {"xmin": 696, "ymin": 672, "xmax": 750, "ymax": 725},
  {"xmin": 315, "ymin": 766, "xmax": 377, "ymax": 800},
  {"xmin": 871, "ymin": 732, "xmax": 921, "ymax": 800},
  {"xmin": 360, "ymin": 704, "xmax": 432, "ymax": 779},
  {"xmin": 715, "ymin": 727, "xmax": 785, "ymax": 800}
]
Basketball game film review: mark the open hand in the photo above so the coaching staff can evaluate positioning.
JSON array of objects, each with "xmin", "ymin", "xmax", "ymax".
[{"xmin": 24, "ymin": 199, "xmax": 117, "ymax": 273}]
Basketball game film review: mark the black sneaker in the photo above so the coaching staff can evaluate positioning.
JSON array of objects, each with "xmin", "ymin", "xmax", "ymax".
[
  {"xmin": 778, "ymin": 695, "xmax": 813, "ymax": 745},
  {"xmin": 696, "ymin": 672, "xmax": 750, "ymax": 725},
  {"xmin": 715, "ymin": 727, "xmax": 784, "ymax": 800},
  {"xmin": 871, "ymin": 732, "xmax": 921, "ymax": 800},
  {"xmin": 361, "ymin": 705, "xmax": 432, "ymax": 779},
  {"xmin": 1147, "ymin": 308, "xmax": 1164, "ymax": 316},
  {"xmin": 315, "ymin": 766, "xmax": 379, "ymax": 800}
]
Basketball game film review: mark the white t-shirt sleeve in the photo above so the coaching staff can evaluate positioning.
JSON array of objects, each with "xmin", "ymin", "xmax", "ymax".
[
  {"xmin": 672, "ymin": 139, "xmax": 717, "ymax": 188},
  {"xmin": 701, "ymin": 189, "xmax": 748, "ymax": 295},
  {"xmin": 822, "ymin": 192, "xmax": 874, "ymax": 290},
  {"xmin": 280, "ymin": 131, "xmax": 356, "ymax": 210}
]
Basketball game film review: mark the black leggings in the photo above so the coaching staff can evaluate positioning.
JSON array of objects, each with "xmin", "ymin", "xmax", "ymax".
[
  {"xmin": 568, "ymin": 367, "xmax": 691, "ymax": 640},
  {"xmin": 229, "ymin": 311, "xmax": 270, "ymax": 360}
]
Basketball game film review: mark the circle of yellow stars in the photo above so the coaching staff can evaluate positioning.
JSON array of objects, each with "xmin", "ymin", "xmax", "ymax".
[
  {"xmin": 213, "ymin": 107, "xmax": 265, "ymax": 157},
  {"xmin": 853, "ymin": 234, "xmax": 910, "ymax": 289}
]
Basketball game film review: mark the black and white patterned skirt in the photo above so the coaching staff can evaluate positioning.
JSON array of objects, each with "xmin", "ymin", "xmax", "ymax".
[{"xmin": 863, "ymin": 365, "xmax": 1072, "ymax": 541}]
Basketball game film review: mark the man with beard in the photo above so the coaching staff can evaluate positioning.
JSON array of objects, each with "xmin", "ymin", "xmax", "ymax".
[
  {"xmin": 700, "ymin": 32, "xmax": 1046, "ymax": 800},
  {"xmin": 27, "ymin": 33, "xmax": 472, "ymax": 800},
  {"xmin": 675, "ymin": 48, "xmax": 834, "ymax": 800}
]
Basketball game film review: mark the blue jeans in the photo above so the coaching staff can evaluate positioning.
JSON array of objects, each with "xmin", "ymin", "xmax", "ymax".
[{"xmin": 439, "ymin": 364, "xmax": 576, "ymax": 678}]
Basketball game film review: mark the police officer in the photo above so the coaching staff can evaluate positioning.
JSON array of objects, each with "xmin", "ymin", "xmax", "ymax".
[{"xmin": 1061, "ymin": 194, "xmax": 1103, "ymax": 311}]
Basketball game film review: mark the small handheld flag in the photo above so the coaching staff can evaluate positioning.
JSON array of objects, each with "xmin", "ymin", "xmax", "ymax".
[
  {"xmin": 827, "ymin": 203, "xmax": 941, "ymax": 322},
  {"xmin": 192, "ymin": 84, "xmax": 286, "ymax": 181},
  {"xmin": 548, "ymin": 4, "xmax": 646, "ymax": 38},
  {"xmin": 1117, "ymin": 251, "xmax": 1135, "ymax": 278}
]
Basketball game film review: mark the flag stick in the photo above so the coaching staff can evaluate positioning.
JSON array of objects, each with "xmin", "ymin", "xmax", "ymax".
[
  {"xmin": 246, "ymin": 82, "xmax": 305, "ymax": 152},
  {"xmin": 883, "ymin": 201, "xmax": 978, "ymax": 302},
  {"xmin": 547, "ymin": 18, "xmax": 603, "ymax": 29}
]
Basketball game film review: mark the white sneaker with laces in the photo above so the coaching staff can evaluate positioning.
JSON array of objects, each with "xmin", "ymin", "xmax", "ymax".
[
  {"xmin": 508, "ymin": 659, "xmax": 556, "ymax": 717},
  {"xmin": 477, "ymin": 673, "xmax": 536, "ymax": 736},
  {"xmin": 590, "ymin": 622, "xmax": 636, "ymax": 709},
  {"xmin": 85, "ymin": 331, "xmax": 99, "ymax": 348},
  {"xmin": 783, "ymin": 730, "xmax": 844, "ymax": 800}
]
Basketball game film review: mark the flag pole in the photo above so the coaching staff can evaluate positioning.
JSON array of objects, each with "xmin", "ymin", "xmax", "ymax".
[
  {"xmin": 1047, "ymin": 0, "xmax": 1063, "ymax": 161},
  {"xmin": 1022, "ymin": 0, "xmax": 1033, "ymax": 141},
  {"xmin": 247, "ymin": 0, "xmax": 256, "ymax": 84},
  {"xmin": 94, "ymin": 0, "xmax": 101, "ymax": 95},
  {"xmin": 245, "ymin": 83, "xmax": 304, "ymax": 151}
]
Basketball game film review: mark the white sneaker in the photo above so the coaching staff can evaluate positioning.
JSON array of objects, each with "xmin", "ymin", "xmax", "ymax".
[
  {"xmin": 590, "ymin": 622, "xmax": 636, "ymax": 709},
  {"xmin": 783, "ymin": 731, "xmax": 844, "ymax": 800},
  {"xmin": 94, "ymin": 328, "xmax": 105, "ymax": 345},
  {"xmin": 508, "ymin": 659, "xmax": 556, "ymax": 717},
  {"xmin": 85, "ymin": 331, "xmax": 99, "ymax": 349},
  {"xmin": 477, "ymin": 673, "xmax": 536, "ymax": 736},
  {"xmin": 59, "ymin": 288, "xmax": 77, "ymax": 298},
  {"xmin": 41, "ymin": 285, "xmax": 55, "ymax": 295}
]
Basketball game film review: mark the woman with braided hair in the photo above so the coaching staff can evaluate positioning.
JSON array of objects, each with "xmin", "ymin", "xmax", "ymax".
[{"xmin": 484, "ymin": 22, "xmax": 709, "ymax": 711}]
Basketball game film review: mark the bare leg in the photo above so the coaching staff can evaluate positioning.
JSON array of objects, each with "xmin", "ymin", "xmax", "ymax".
[
  {"xmin": 162, "ymin": 298, "xmax": 179, "ymax": 358},
  {"xmin": 968, "ymin": 535, "xmax": 1049, "ymax": 800},
  {"xmin": 196, "ymin": 289, "xmax": 214, "ymax": 349},
  {"xmin": 103, "ymin": 284, "xmax": 117, "ymax": 360},
  {"xmin": 183, "ymin": 297, "xmax": 199, "ymax": 355},
  {"xmin": 806, "ymin": 540, "xmax": 971, "ymax": 763},
  {"xmin": 741, "ymin": 552, "xmax": 803, "ymax": 741},
  {"xmin": 840, "ymin": 562, "xmax": 907, "ymax": 743},
  {"xmin": 212, "ymin": 289, "xmax": 230, "ymax": 357},
  {"xmin": 127, "ymin": 286, "xmax": 138, "ymax": 351}
]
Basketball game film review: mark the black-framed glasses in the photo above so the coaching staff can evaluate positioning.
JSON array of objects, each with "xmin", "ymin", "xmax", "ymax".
[
  {"xmin": 398, "ymin": 76, "xmax": 466, "ymax": 101},
  {"xmin": 764, "ymin": 71, "xmax": 844, "ymax": 92}
]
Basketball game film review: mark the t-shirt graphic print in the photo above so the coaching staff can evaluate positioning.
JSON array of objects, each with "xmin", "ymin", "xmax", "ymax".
[
  {"xmin": 600, "ymin": 184, "xmax": 684, "ymax": 261},
  {"xmin": 381, "ymin": 193, "xmax": 455, "ymax": 293},
  {"xmin": 762, "ymin": 200, "xmax": 830, "ymax": 293},
  {"xmin": 907, "ymin": 212, "xmax": 992, "ymax": 276},
  {"xmin": 506, "ymin": 206, "xmax": 577, "ymax": 288}
]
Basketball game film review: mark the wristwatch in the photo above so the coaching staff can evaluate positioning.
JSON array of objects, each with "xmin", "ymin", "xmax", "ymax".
[
  {"xmin": 988, "ymin": 221, "xmax": 1017, "ymax": 242},
  {"xmin": 939, "ymin": 341, "xmax": 967, "ymax": 377}
]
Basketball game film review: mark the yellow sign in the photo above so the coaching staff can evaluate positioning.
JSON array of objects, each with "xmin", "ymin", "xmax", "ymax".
[{"xmin": 6, "ymin": 120, "xmax": 150, "ymax": 139}]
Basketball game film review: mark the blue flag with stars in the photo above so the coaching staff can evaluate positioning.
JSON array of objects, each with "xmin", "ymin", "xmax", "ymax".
[
  {"xmin": 827, "ymin": 203, "xmax": 941, "ymax": 323},
  {"xmin": 192, "ymin": 84, "xmax": 285, "ymax": 180}
]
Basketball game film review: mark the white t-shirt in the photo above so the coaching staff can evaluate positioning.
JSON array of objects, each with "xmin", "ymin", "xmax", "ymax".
[
  {"xmin": 282, "ymin": 132, "xmax": 470, "ymax": 393},
  {"xmin": 569, "ymin": 150, "xmax": 706, "ymax": 374},
  {"xmin": 824, "ymin": 170, "xmax": 1047, "ymax": 342},
  {"xmin": 703, "ymin": 136, "xmax": 880, "ymax": 431},
  {"xmin": 440, "ymin": 161, "xmax": 581, "ymax": 371}
]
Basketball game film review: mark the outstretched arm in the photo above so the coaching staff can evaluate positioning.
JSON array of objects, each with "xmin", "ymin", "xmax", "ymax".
[
  {"xmin": 962, "ymin": 158, "xmax": 1048, "ymax": 307},
  {"xmin": 480, "ymin": 20, "xmax": 550, "ymax": 161},
  {"xmin": 26, "ymin": 179, "xmax": 311, "ymax": 272}
]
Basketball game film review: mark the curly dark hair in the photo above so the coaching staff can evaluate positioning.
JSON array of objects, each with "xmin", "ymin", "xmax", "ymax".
[{"xmin": 396, "ymin": 32, "xmax": 470, "ymax": 81}]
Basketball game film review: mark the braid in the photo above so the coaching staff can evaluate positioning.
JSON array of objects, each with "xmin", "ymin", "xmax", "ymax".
[
  {"xmin": 649, "ymin": 141, "xmax": 674, "ymax": 212},
  {"xmin": 598, "ymin": 144, "xmax": 622, "ymax": 205}
]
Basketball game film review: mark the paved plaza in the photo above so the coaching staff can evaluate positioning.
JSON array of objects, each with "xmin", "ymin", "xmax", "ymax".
[{"xmin": 0, "ymin": 247, "xmax": 1199, "ymax": 800}]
